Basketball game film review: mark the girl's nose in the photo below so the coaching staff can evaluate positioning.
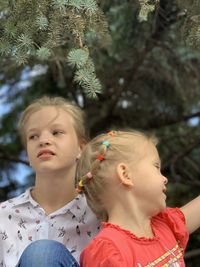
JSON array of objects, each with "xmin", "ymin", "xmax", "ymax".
[
  {"xmin": 39, "ymin": 133, "xmax": 51, "ymax": 146},
  {"xmin": 39, "ymin": 140, "xmax": 50, "ymax": 147},
  {"xmin": 164, "ymin": 176, "xmax": 168, "ymax": 185}
]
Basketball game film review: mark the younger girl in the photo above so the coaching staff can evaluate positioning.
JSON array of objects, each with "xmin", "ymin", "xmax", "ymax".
[{"xmin": 76, "ymin": 130, "xmax": 200, "ymax": 267}]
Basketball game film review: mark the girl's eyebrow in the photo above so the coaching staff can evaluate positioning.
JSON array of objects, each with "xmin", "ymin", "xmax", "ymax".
[
  {"xmin": 50, "ymin": 123, "xmax": 65, "ymax": 128},
  {"xmin": 27, "ymin": 128, "xmax": 38, "ymax": 133},
  {"xmin": 27, "ymin": 123, "xmax": 65, "ymax": 133}
]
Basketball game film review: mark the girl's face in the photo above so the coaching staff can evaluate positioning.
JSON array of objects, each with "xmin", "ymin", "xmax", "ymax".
[
  {"xmin": 25, "ymin": 106, "xmax": 81, "ymax": 175},
  {"xmin": 130, "ymin": 142, "xmax": 168, "ymax": 215}
]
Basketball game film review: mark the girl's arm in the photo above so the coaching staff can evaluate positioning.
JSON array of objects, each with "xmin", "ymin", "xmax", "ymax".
[{"xmin": 180, "ymin": 195, "xmax": 200, "ymax": 234}]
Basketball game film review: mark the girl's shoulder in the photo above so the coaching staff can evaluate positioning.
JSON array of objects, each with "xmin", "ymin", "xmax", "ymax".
[
  {"xmin": 81, "ymin": 227, "xmax": 135, "ymax": 267},
  {"xmin": 0, "ymin": 190, "xmax": 29, "ymax": 212},
  {"xmin": 154, "ymin": 207, "xmax": 186, "ymax": 226},
  {"xmin": 153, "ymin": 207, "xmax": 189, "ymax": 249},
  {"xmin": 0, "ymin": 188, "xmax": 32, "ymax": 215}
]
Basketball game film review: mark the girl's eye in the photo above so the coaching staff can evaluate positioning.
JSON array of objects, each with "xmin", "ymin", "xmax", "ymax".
[
  {"xmin": 154, "ymin": 164, "xmax": 160, "ymax": 169},
  {"xmin": 53, "ymin": 130, "xmax": 64, "ymax": 136},
  {"xmin": 28, "ymin": 134, "xmax": 38, "ymax": 140}
]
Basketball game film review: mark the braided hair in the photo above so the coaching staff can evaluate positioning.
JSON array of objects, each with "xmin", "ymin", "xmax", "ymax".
[{"xmin": 76, "ymin": 130, "xmax": 158, "ymax": 221}]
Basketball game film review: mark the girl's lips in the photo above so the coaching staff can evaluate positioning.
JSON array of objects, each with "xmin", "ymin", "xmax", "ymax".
[
  {"xmin": 37, "ymin": 149, "xmax": 55, "ymax": 158},
  {"xmin": 38, "ymin": 152, "xmax": 55, "ymax": 160},
  {"xmin": 162, "ymin": 187, "xmax": 167, "ymax": 193}
]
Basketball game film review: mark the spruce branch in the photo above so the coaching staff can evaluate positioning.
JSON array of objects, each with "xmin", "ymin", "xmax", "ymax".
[
  {"xmin": 52, "ymin": 0, "xmax": 69, "ymax": 11},
  {"xmin": 13, "ymin": 52, "xmax": 29, "ymax": 66},
  {"xmin": 74, "ymin": 68, "xmax": 102, "ymax": 97},
  {"xmin": 67, "ymin": 48, "xmax": 89, "ymax": 68},
  {"xmin": 138, "ymin": 0, "xmax": 159, "ymax": 22},
  {"xmin": 4, "ymin": 21, "xmax": 18, "ymax": 38},
  {"xmin": 0, "ymin": 39, "xmax": 11, "ymax": 55},
  {"xmin": 68, "ymin": 0, "xmax": 98, "ymax": 14},
  {"xmin": 83, "ymin": 77, "xmax": 102, "ymax": 98},
  {"xmin": 0, "ymin": 0, "xmax": 108, "ymax": 97},
  {"xmin": 68, "ymin": 0, "xmax": 83, "ymax": 10},
  {"xmin": 17, "ymin": 34, "xmax": 34, "ymax": 49},
  {"xmin": 74, "ymin": 67, "xmax": 93, "ymax": 84},
  {"xmin": 35, "ymin": 15, "xmax": 49, "ymax": 30},
  {"xmin": 36, "ymin": 47, "xmax": 51, "ymax": 60},
  {"xmin": 185, "ymin": 15, "xmax": 200, "ymax": 50}
]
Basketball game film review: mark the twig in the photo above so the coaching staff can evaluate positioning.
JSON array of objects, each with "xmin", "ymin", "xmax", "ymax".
[{"xmin": 185, "ymin": 248, "xmax": 200, "ymax": 260}]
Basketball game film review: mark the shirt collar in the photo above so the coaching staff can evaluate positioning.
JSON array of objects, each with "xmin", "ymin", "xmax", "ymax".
[
  {"xmin": 11, "ymin": 187, "xmax": 89, "ymax": 222},
  {"xmin": 55, "ymin": 193, "xmax": 88, "ymax": 222},
  {"xmin": 11, "ymin": 187, "xmax": 40, "ymax": 208}
]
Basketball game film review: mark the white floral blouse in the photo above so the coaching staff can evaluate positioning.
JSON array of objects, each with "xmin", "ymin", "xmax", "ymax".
[{"xmin": 0, "ymin": 188, "xmax": 100, "ymax": 267}]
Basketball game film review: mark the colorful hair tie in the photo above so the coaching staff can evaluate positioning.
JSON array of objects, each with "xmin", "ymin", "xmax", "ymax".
[
  {"xmin": 86, "ymin": 172, "xmax": 93, "ymax": 179},
  {"xmin": 102, "ymin": 141, "xmax": 110, "ymax": 147},
  {"xmin": 76, "ymin": 187, "xmax": 82, "ymax": 193},
  {"xmin": 78, "ymin": 180, "xmax": 84, "ymax": 188},
  {"xmin": 76, "ymin": 179, "xmax": 84, "ymax": 194},
  {"xmin": 76, "ymin": 172, "xmax": 93, "ymax": 194},
  {"xmin": 97, "ymin": 154, "xmax": 104, "ymax": 161},
  {"xmin": 108, "ymin": 130, "xmax": 116, "ymax": 136}
]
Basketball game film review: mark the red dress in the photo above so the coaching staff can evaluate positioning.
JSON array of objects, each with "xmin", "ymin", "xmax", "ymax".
[{"xmin": 80, "ymin": 208, "xmax": 189, "ymax": 267}]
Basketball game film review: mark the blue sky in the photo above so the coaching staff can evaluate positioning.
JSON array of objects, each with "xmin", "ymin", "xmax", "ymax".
[
  {"xmin": 0, "ymin": 84, "xmax": 32, "ymax": 187},
  {"xmin": 0, "ymin": 66, "xmax": 48, "ymax": 187}
]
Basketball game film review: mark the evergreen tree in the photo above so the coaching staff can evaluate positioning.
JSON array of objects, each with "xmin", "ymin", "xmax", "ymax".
[{"xmin": 0, "ymin": 0, "xmax": 200, "ymax": 263}]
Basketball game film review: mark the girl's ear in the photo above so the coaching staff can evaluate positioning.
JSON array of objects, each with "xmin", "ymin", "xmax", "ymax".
[
  {"xmin": 76, "ymin": 146, "xmax": 82, "ymax": 160},
  {"xmin": 76, "ymin": 141, "xmax": 85, "ymax": 160},
  {"xmin": 76, "ymin": 151, "xmax": 81, "ymax": 160},
  {"xmin": 116, "ymin": 163, "xmax": 134, "ymax": 187}
]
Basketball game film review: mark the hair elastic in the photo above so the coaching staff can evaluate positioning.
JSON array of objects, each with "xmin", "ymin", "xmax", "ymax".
[
  {"xmin": 86, "ymin": 172, "xmax": 93, "ymax": 179},
  {"xmin": 76, "ymin": 187, "xmax": 82, "ymax": 193},
  {"xmin": 108, "ymin": 130, "xmax": 116, "ymax": 136},
  {"xmin": 97, "ymin": 154, "xmax": 104, "ymax": 161},
  {"xmin": 76, "ymin": 172, "xmax": 93, "ymax": 194},
  {"xmin": 78, "ymin": 180, "xmax": 84, "ymax": 187},
  {"xmin": 76, "ymin": 133, "xmax": 114, "ymax": 194},
  {"xmin": 76, "ymin": 179, "xmax": 84, "ymax": 193},
  {"xmin": 102, "ymin": 141, "xmax": 110, "ymax": 147}
]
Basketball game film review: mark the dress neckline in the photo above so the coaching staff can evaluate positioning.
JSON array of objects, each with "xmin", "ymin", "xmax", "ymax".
[{"xmin": 102, "ymin": 221, "xmax": 160, "ymax": 242}]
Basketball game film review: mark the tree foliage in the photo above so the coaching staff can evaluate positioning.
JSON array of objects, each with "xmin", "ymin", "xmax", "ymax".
[
  {"xmin": 0, "ymin": 0, "xmax": 111, "ymax": 95},
  {"xmin": 0, "ymin": 0, "xmax": 200, "ymax": 263}
]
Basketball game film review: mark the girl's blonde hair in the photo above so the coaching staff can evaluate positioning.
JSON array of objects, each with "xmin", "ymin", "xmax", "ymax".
[
  {"xmin": 76, "ymin": 130, "xmax": 158, "ymax": 221},
  {"xmin": 18, "ymin": 96, "xmax": 88, "ymax": 147}
]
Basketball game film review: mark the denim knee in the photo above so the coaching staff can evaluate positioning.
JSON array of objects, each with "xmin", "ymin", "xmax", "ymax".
[{"xmin": 18, "ymin": 240, "xmax": 80, "ymax": 267}]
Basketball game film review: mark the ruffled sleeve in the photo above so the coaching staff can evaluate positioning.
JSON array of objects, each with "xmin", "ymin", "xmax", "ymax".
[
  {"xmin": 80, "ymin": 238, "xmax": 129, "ymax": 267},
  {"xmin": 158, "ymin": 207, "xmax": 189, "ymax": 250}
]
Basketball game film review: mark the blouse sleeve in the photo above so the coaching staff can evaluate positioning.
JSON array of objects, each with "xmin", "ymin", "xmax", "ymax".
[
  {"xmin": 80, "ymin": 238, "xmax": 128, "ymax": 267},
  {"xmin": 159, "ymin": 207, "xmax": 189, "ymax": 250}
]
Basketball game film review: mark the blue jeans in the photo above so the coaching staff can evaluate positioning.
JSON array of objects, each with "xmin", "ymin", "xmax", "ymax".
[{"xmin": 18, "ymin": 240, "xmax": 80, "ymax": 267}]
